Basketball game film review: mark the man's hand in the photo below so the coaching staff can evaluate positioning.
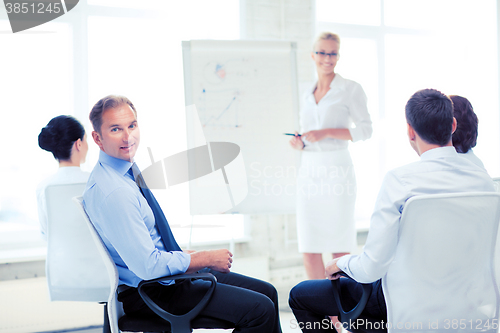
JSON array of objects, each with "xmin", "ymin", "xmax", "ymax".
[
  {"xmin": 207, "ymin": 249, "xmax": 233, "ymax": 273},
  {"xmin": 186, "ymin": 249, "xmax": 233, "ymax": 274},
  {"xmin": 325, "ymin": 257, "xmax": 343, "ymax": 280}
]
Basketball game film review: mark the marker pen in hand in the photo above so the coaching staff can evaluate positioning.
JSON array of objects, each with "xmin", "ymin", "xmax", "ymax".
[{"xmin": 285, "ymin": 133, "xmax": 305, "ymax": 149}]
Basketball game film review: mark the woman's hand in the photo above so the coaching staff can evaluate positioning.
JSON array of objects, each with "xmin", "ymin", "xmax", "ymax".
[
  {"xmin": 303, "ymin": 128, "xmax": 353, "ymax": 142},
  {"xmin": 289, "ymin": 132, "xmax": 305, "ymax": 150},
  {"xmin": 302, "ymin": 129, "xmax": 329, "ymax": 143}
]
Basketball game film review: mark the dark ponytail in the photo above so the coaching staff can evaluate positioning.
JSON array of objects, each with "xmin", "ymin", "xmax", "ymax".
[
  {"xmin": 450, "ymin": 95, "xmax": 478, "ymax": 153},
  {"xmin": 38, "ymin": 115, "xmax": 85, "ymax": 161}
]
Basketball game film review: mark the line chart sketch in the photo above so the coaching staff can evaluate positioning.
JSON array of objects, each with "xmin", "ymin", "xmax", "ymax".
[
  {"xmin": 196, "ymin": 58, "xmax": 258, "ymax": 129},
  {"xmin": 198, "ymin": 88, "xmax": 242, "ymax": 128}
]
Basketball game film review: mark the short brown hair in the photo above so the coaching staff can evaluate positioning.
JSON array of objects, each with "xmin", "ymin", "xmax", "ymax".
[{"xmin": 89, "ymin": 95, "xmax": 137, "ymax": 134}]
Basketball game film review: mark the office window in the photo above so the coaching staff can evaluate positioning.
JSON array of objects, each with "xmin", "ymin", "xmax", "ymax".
[
  {"xmin": 87, "ymin": 1, "xmax": 241, "ymax": 245},
  {"xmin": 317, "ymin": 0, "xmax": 499, "ymax": 225},
  {"xmin": 87, "ymin": 0, "xmax": 164, "ymax": 9},
  {"xmin": 0, "ymin": 0, "xmax": 243, "ymax": 250},
  {"xmin": 334, "ymin": 37, "xmax": 381, "ymax": 223},
  {"xmin": 316, "ymin": 0, "xmax": 381, "ymax": 26},
  {"xmin": 0, "ymin": 21, "xmax": 72, "ymax": 229},
  {"xmin": 384, "ymin": 0, "xmax": 489, "ymax": 31}
]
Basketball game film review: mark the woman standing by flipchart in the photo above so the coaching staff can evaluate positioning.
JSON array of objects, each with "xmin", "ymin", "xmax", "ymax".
[{"xmin": 289, "ymin": 32, "xmax": 372, "ymax": 280}]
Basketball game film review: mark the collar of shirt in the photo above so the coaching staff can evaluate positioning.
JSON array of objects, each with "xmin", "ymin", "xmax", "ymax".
[
  {"xmin": 308, "ymin": 73, "xmax": 346, "ymax": 96},
  {"xmin": 98, "ymin": 150, "xmax": 134, "ymax": 177},
  {"xmin": 420, "ymin": 146, "xmax": 457, "ymax": 161},
  {"xmin": 56, "ymin": 166, "xmax": 84, "ymax": 173}
]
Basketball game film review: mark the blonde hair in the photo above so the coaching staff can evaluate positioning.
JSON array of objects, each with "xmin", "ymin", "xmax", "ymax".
[{"xmin": 313, "ymin": 32, "xmax": 340, "ymax": 51}]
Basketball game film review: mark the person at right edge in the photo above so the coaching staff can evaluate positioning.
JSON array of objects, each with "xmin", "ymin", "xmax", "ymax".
[
  {"xmin": 288, "ymin": 88, "xmax": 495, "ymax": 332},
  {"xmin": 289, "ymin": 32, "xmax": 373, "ymax": 281}
]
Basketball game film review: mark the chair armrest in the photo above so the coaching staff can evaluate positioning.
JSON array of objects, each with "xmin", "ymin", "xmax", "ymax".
[
  {"xmin": 331, "ymin": 272, "xmax": 373, "ymax": 325},
  {"xmin": 137, "ymin": 273, "xmax": 217, "ymax": 333}
]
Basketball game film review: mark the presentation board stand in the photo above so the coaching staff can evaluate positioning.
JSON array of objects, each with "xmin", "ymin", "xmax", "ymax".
[{"xmin": 182, "ymin": 40, "xmax": 300, "ymax": 215}]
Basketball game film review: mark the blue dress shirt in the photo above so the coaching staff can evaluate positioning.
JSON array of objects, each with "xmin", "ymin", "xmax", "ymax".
[{"xmin": 83, "ymin": 150, "xmax": 191, "ymax": 287}]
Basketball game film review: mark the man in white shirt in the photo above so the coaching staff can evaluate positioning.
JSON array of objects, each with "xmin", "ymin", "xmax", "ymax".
[{"xmin": 288, "ymin": 88, "xmax": 495, "ymax": 332}]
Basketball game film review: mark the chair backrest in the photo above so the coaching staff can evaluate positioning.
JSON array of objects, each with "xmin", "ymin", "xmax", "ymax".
[
  {"xmin": 72, "ymin": 196, "xmax": 124, "ymax": 333},
  {"xmin": 45, "ymin": 183, "xmax": 110, "ymax": 302},
  {"xmin": 382, "ymin": 192, "xmax": 500, "ymax": 332},
  {"xmin": 492, "ymin": 177, "xmax": 500, "ymax": 192}
]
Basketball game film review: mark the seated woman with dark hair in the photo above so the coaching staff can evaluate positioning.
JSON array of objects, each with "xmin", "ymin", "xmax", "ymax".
[
  {"xmin": 36, "ymin": 115, "xmax": 90, "ymax": 240},
  {"xmin": 450, "ymin": 95, "xmax": 485, "ymax": 169}
]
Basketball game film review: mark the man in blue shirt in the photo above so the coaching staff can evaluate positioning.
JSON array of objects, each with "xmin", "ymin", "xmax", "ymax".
[{"xmin": 83, "ymin": 95, "xmax": 281, "ymax": 333}]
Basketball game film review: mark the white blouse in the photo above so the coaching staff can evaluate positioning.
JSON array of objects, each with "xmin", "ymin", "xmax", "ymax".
[
  {"xmin": 36, "ymin": 167, "xmax": 90, "ymax": 241},
  {"xmin": 461, "ymin": 149, "xmax": 485, "ymax": 170},
  {"xmin": 300, "ymin": 73, "xmax": 373, "ymax": 151}
]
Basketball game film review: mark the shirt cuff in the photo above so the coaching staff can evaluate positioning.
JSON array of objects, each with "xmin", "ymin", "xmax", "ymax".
[
  {"xmin": 349, "ymin": 127, "xmax": 363, "ymax": 143},
  {"xmin": 180, "ymin": 251, "xmax": 192, "ymax": 273},
  {"xmin": 158, "ymin": 251, "xmax": 191, "ymax": 286},
  {"xmin": 169, "ymin": 251, "xmax": 192, "ymax": 275},
  {"xmin": 337, "ymin": 254, "xmax": 353, "ymax": 277}
]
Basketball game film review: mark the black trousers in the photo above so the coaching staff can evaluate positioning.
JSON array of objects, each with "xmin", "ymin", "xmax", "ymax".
[
  {"xmin": 118, "ymin": 269, "xmax": 282, "ymax": 333},
  {"xmin": 289, "ymin": 278, "xmax": 387, "ymax": 333}
]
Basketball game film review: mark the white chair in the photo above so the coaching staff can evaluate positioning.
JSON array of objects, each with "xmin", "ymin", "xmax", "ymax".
[
  {"xmin": 72, "ymin": 196, "xmax": 233, "ymax": 333},
  {"xmin": 72, "ymin": 196, "xmax": 122, "ymax": 333},
  {"xmin": 492, "ymin": 177, "xmax": 500, "ymax": 192},
  {"xmin": 45, "ymin": 183, "xmax": 110, "ymax": 302},
  {"xmin": 488, "ymin": 178, "xmax": 500, "ymax": 298},
  {"xmin": 383, "ymin": 192, "xmax": 500, "ymax": 332}
]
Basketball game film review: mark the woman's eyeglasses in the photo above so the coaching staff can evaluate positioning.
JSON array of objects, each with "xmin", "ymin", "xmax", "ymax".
[{"xmin": 315, "ymin": 51, "xmax": 338, "ymax": 58}]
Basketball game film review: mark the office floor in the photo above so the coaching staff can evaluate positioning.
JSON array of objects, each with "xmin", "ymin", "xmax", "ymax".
[
  {"xmin": 37, "ymin": 312, "xmax": 298, "ymax": 333},
  {"xmin": 0, "ymin": 277, "xmax": 300, "ymax": 333}
]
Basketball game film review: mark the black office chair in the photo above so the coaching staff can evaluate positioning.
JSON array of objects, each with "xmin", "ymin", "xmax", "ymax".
[
  {"xmin": 331, "ymin": 272, "xmax": 373, "ymax": 331},
  {"xmin": 119, "ymin": 273, "xmax": 233, "ymax": 332},
  {"xmin": 73, "ymin": 196, "xmax": 234, "ymax": 333}
]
